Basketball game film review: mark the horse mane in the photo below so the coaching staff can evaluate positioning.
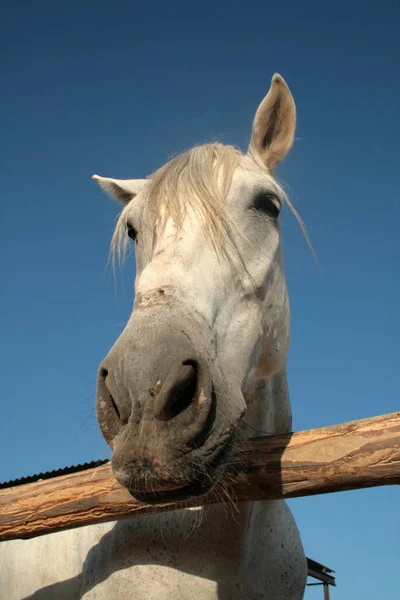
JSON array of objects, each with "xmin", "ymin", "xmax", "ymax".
[{"xmin": 110, "ymin": 142, "xmax": 311, "ymax": 268}]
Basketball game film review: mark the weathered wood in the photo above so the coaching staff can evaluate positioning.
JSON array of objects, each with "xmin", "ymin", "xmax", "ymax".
[{"xmin": 0, "ymin": 412, "xmax": 399, "ymax": 541}]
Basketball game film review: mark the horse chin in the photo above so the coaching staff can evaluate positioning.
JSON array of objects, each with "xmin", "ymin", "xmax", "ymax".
[{"xmin": 120, "ymin": 433, "xmax": 234, "ymax": 505}]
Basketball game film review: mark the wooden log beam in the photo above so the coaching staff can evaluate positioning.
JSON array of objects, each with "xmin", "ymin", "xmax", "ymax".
[{"xmin": 1, "ymin": 412, "xmax": 399, "ymax": 541}]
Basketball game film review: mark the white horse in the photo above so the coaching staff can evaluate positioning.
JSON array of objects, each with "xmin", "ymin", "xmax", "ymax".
[{"xmin": 1, "ymin": 74, "xmax": 307, "ymax": 599}]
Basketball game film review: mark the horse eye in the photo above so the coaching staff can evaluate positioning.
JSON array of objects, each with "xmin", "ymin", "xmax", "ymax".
[
  {"xmin": 127, "ymin": 223, "xmax": 138, "ymax": 241},
  {"xmin": 252, "ymin": 191, "xmax": 281, "ymax": 219}
]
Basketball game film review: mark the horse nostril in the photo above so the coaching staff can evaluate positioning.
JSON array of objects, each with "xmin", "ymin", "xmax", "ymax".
[
  {"xmin": 158, "ymin": 360, "xmax": 198, "ymax": 420},
  {"xmin": 99, "ymin": 367, "xmax": 120, "ymax": 420},
  {"xmin": 96, "ymin": 364, "xmax": 124, "ymax": 446},
  {"xmin": 111, "ymin": 396, "xmax": 121, "ymax": 420},
  {"xmin": 182, "ymin": 359, "xmax": 198, "ymax": 369}
]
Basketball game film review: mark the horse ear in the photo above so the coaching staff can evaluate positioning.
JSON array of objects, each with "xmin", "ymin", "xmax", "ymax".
[
  {"xmin": 248, "ymin": 74, "xmax": 296, "ymax": 171},
  {"xmin": 92, "ymin": 175, "xmax": 148, "ymax": 205}
]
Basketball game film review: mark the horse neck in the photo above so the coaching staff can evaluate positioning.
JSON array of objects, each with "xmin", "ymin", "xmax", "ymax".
[{"xmin": 242, "ymin": 366, "xmax": 292, "ymax": 436}]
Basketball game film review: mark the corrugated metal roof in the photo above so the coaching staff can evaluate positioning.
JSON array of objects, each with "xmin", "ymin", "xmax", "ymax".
[{"xmin": 0, "ymin": 459, "xmax": 109, "ymax": 490}]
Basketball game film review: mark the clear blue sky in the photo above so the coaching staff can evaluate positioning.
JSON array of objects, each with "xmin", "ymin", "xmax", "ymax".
[{"xmin": 1, "ymin": 1, "xmax": 399, "ymax": 597}]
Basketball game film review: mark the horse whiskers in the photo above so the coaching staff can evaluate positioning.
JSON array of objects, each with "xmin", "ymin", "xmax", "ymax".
[{"xmin": 210, "ymin": 478, "xmax": 241, "ymax": 521}]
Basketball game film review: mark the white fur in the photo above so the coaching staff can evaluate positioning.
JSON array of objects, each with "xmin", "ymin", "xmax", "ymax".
[{"xmin": 0, "ymin": 74, "xmax": 307, "ymax": 599}]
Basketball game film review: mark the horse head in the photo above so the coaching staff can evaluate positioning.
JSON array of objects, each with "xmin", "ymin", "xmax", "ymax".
[{"xmin": 93, "ymin": 74, "xmax": 295, "ymax": 503}]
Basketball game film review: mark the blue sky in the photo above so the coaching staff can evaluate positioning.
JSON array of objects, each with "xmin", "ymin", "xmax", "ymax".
[{"xmin": 1, "ymin": 1, "xmax": 399, "ymax": 597}]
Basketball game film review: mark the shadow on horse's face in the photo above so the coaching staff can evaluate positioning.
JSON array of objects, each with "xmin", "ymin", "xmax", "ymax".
[{"xmin": 94, "ymin": 74, "xmax": 296, "ymax": 503}]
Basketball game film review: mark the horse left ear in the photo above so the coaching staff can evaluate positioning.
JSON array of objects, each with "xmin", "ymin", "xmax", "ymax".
[
  {"xmin": 92, "ymin": 175, "xmax": 148, "ymax": 205},
  {"xmin": 248, "ymin": 74, "xmax": 296, "ymax": 171}
]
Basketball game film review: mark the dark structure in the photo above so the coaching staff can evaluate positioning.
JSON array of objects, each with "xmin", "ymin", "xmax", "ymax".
[{"xmin": 307, "ymin": 558, "xmax": 336, "ymax": 599}]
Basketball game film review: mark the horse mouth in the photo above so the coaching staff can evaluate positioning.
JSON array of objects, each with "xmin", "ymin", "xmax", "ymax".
[
  {"xmin": 125, "ymin": 434, "xmax": 234, "ymax": 505},
  {"xmin": 131, "ymin": 480, "xmax": 211, "ymax": 505}
]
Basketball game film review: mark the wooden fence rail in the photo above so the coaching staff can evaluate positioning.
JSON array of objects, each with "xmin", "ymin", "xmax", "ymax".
[{"xmin": 1, "ymin": 412, "xmax": 399, "ymax": 541}]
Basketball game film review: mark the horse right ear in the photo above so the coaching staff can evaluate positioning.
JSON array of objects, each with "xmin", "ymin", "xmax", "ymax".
[
  {"xmin": 92, "ymin": 175, "xmax": 148, "ymax": 205},
  {"xmin": 248, "ymin": 74, "xmax": 296, "ymax": 172}
]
